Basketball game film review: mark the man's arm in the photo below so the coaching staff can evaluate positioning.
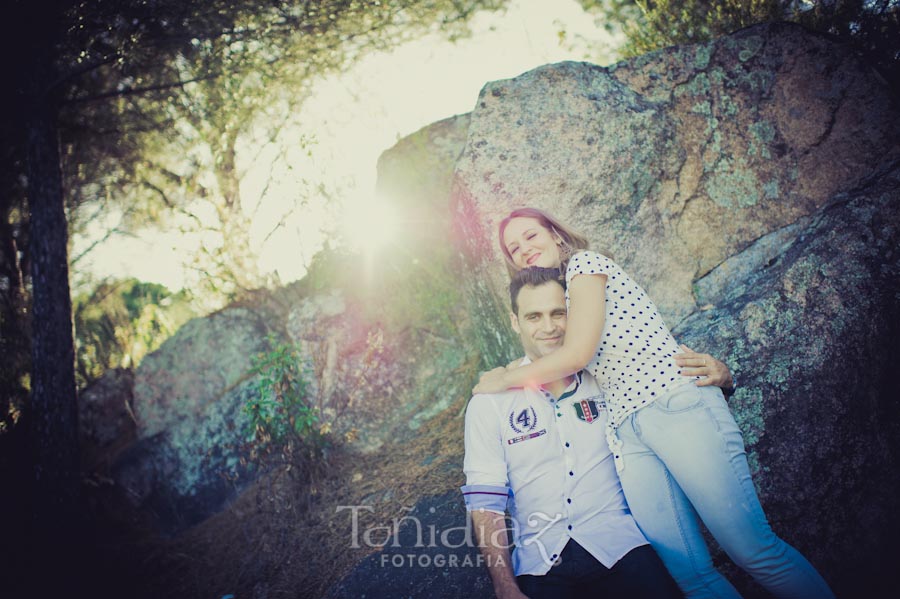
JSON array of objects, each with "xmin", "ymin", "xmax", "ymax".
[
  {"xmin": 462, "ymin": 395, "xmax": 527, "ymax": 598},
  {"xmin": 471, "ymin": 509, "xmax": 528, "ymax": 599}
]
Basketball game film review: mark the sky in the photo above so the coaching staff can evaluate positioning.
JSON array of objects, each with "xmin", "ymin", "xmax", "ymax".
[{"xmin": 71, "ymin": 0, "xmax": 621, "ymax": 293}]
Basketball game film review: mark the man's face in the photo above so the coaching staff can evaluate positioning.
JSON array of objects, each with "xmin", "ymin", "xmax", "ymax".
[{"xmin": 511, "ymin": 281, "xmax": 567, "ymax": 361}]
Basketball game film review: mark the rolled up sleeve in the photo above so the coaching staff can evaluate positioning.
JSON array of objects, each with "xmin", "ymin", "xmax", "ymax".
[{"xmin": 461, "ymin": 394, "xmax": 509, "ymax": 515}]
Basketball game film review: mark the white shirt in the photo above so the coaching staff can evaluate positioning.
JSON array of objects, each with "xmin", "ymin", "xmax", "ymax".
[
  {"xmin": 462, "ymin": 363, "xmax": 648, "ymax": 576},
  {"xmin": 565, "ymin": 250, "xmax": 694, "ymax": 470}
]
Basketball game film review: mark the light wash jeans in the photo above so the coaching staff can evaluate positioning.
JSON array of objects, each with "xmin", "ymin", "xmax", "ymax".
[{"xmin": 616, "ymin": 383, "xmax": 835, "ymax": 599}]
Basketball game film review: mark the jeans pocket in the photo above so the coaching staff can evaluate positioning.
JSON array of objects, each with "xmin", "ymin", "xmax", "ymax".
[{"xmin": 652, "ymin": 384, "xmax": 703, "ymax": 413}]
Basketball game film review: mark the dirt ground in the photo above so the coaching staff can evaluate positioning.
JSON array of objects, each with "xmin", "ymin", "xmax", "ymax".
[{"xmin": 83, "ymin": 392, "xmax": 473, "ymax": 599}]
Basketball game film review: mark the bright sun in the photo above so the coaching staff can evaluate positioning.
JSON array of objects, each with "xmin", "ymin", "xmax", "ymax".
[
  {"xmin": 71, "ymin": 0, "xmax": 613, "ymax": 293},
  {"xmin": 340, "ymin": 196, "xmax": 399, "ymax": 255}
]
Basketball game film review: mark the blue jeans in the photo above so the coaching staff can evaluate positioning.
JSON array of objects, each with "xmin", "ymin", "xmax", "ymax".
[{"xmin": 616, "ymin": 384, "xmax": 835, "ymax": 599}]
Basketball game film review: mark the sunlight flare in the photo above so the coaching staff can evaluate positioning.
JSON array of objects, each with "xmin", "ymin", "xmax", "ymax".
[{"xmin": 341, "ymin": 196, "xmax": 400, "ymax": 256}]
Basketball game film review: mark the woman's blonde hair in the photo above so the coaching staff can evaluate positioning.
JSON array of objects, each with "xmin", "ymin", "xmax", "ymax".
[{"xmin": 498, "ymin": 207, "xmax": 590, "ymax": 277}]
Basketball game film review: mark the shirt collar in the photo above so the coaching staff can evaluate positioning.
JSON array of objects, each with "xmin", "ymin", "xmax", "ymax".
[{"xmin": 518, "ymin": 356, "xmax": 583, "ymax": 399}]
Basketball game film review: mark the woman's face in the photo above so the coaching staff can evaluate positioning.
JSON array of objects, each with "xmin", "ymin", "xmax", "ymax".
[{"xmin": 502, "ymin": 217, "xmax": 562, "ymax": 270}]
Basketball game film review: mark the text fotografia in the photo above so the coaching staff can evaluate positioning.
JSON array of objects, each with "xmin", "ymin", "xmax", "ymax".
[
  {"xmin": 336, "ymin": 505, "xmax": 563, "ymax": 566},
  {"xmin": 381, "ymin": 553, "xmax": 508, "ymax": 568}
]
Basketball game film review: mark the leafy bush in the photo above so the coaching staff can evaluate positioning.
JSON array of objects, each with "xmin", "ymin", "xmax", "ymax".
[
  {"xmin": 243, "ymin": 335, "xmax": 329, "ymax": 469},
  {"xmin": 73, "ymin": 278, "xmax": 195, "ymax": 388},
  {"xmin": 580, "ymin": 0, "xmax": 899, "ymax": 91},
  {"xmin": 619, "ymin": 0, "xmax": 783, "ymax": 56}
]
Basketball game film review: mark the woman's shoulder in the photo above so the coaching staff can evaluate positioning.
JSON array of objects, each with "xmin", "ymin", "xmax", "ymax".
[
  {"xmin": 570, "ymin": 249, "xmax": 607, "ymax": 262},
  {"xmin": 566, "ymin": 250, "xmax": 617, "ymax": 280}
]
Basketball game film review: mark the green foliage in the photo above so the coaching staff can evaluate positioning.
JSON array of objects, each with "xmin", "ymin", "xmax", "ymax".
[
  {"xmin": 243, "ymin": 335, "xmax": 328, "ymax": 464},
  {"xmin": 580, "ymin": 1, "xmax": 899, "ymax": 91},
  {"xmin": 628, "ymin": 0, "xmax": 782, "ymax": 56},
  {"xmin": 0, "ymin": 111, "xmax": 31, "ymax": 438},
  {"xmin": 792, "ymin": 1, "xmax": 900, "ymax": 93},
  {"xmin": 59, "ymin": 0, "xmax": 510, "ymax": 303},
  {"xmin": 73, "ymin": 278, "xmax": 196, "ymax": 387},
  {"xmin": 577, "ymin": 0, "xmax": 646, "ymax": 38}
]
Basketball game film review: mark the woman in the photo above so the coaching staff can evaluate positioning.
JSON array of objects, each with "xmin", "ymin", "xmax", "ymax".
[{"xmin": 473, "ymin": 207, "xmax": 834, "ymax": 599}]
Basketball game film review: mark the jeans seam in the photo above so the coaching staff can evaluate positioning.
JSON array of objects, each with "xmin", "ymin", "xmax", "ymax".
[
  {"xmin": 627, "ymin": 407, "xmax": 733, "ymax": 598},
  {"xmin": 702, "ymin": 394, "xmax": 788, "ymax": 584},
  {"xmin": 655, "ymin": 391, "xmax": 743, "ymax": 599},
  {"xmin": 721, "ymin": 423, "xmax": 776, "ymax": 559},
  {"xmin": 661, "ymin": 467, "xmax": 729, "ymax": 599},
  {"xmin": 701, "ymin": 399, "xmax": 771, "ymax": 537}
]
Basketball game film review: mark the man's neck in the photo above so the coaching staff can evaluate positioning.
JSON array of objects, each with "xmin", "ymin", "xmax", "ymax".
[
  {"xmin": 543, "ymin": 374, "xmax": 576, "ymax": 400},
  {"xmin": 522, "ymin": 354, "xmax": 576, "ymax": 399}
]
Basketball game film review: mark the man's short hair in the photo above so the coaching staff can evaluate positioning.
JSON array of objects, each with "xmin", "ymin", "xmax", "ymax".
[{"xmin": 509, "ymin": 267, "xmax": 567, "ymax": 315}]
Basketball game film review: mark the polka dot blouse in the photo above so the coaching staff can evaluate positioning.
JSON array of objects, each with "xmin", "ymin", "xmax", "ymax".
[{"xmin": 565, "ymin": 250, "xmax": 693, "ymax": 467}]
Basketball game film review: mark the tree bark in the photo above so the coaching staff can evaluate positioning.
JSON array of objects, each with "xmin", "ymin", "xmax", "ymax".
[{"xmin": 25, "ymin": 42, "xmax": 81, "ymax": 540}]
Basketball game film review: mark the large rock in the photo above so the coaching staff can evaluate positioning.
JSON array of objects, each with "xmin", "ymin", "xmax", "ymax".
[
  {"xmin": 376, "ymin": 113, "xmax": 471, "ymax": 248},
  {"xmin": 114, "ymin": 307, "xmax": 272, "ymax": 532},
  {"xmin": 131, "ymin": 307, "xmax": 271, "ymax": 439},
  {"xmin": 672, "ymin": 162, "xmax": 900, "ymax": 591},
  {"xmin": 452, "ymin": 22, "xmax": 899, "ymax": 331},
  {"xmin": 325, "ymin": 22, "xmax": 900, "ymax": 599},
  {"xmin": 284, "ymin": 288, "xmax": 474, "ymax": 454}
]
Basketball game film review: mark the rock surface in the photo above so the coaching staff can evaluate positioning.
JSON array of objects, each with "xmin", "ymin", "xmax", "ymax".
[
  {"xmin": 78, "ymin": 367, "xmax": 136, "ymax": 471},
  {"xmin": 324, "ymin": 491, "xmax": 494, "ymax": 599},
  {"xmin": 284, "ymin": 287, "xmax": 473, "ymax": 454},
  {"xmin": 131, "ymin": 307, "xmax": 271, "ymax": 439},
  {"xmin": 452, "ymin": 22, "xmax": 899, "ymax": 332},
  {"xmin": 113, "ymin": 307, "xmax": 272, "ymax": 531},
  {"xmin": 671, "ymin": 161, "xmax": 900, "ymax": 590}
]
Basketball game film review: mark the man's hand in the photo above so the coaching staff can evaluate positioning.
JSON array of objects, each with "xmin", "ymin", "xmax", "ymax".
[
  {"xmin": 674, "ymin": 344, "xmax": 734, "ymax": 390},
  {"xmin": 473, "ymin": 366, "xmax": 511, "ymax": 395},
  {"xmin": 470, "ymin": 509, "xmax": 530, "ymax": 599}
]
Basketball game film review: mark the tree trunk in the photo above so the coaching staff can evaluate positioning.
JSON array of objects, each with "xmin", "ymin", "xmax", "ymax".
[{"xmin": 25, "ymin": 46, "xmax": 81, "ymax": 543}]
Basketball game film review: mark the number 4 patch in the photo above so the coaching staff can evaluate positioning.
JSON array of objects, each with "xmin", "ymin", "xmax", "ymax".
[
  {"xmin": 574, "ymin": 398, "xmax": 606, "ymax": 423},
  {"xmin": 509, "ymin": 406, "xmax": 538, "ymax": 433}
]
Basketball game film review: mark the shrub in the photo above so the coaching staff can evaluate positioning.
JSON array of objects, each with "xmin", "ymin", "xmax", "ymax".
[{"xmin": 243, "ymin": 335, "xmax": 329, "ymax": 471}]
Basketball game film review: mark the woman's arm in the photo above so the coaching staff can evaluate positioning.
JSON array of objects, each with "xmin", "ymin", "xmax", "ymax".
[{"xmin": 473, "ymin": 273, "xmax": 607, "ymax": 393}]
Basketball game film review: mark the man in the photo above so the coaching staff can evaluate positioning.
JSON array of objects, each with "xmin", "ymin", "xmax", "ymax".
[{"xmin": 461, "ymin": 267, "xmax": 733, "ymax": 599}]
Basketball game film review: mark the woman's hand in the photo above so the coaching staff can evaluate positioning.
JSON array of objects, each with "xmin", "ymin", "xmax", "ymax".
[
  {"xmin": 473, "ymin": 366, "xmax": 512, "ymax": 395},
  {"xmin": 674, "ymin": 344, "xmax": 734, "ymax": 390}
]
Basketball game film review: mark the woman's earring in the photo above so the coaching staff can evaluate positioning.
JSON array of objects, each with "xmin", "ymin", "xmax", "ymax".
[{"xmin": 557, "ymin": 241, "xmax": 572, "ymax": 261}]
